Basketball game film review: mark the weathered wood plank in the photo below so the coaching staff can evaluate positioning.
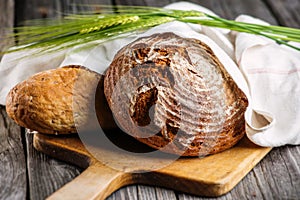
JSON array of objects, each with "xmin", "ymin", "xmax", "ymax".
[
  {"xmin": 195, "ymin": 0, "xmax": 277, "ymax": 24},
  {"xmin": 136, "ymin": 185, "xmax": 160, "ymax": 200},
  {"xmin": 0, "ymin": 106, "xmax": 27, "ymax": 200},
  {"xmin": 13, "ymin": 1, "xmax": 111, "ymax": 199},
  {"xmin": 18, "ymin": 1, "xmax": 112, "ymax": 198},
  {"xmin": 0, "ymin": 0, "xmax": 15, "ymax": 52},
  {"xmin": 177, "ymin": 146, "xmax": 300, "ymax": 200},
  {"xmin": 264, "ymin": 0, "xmax": 300, "ymax": 28},
  {"xmin": 14, "ymin": 0, "xmax": 62, "ymax": 24},
  {"xmin": 107, "ymin": 185, "xmax": 177, "ymax": 200},
  {"xmin": 10, "ymin": 0, "xmax": 300, "ymax": 200},
  {"xmin": 114, "ymin": 0, "xmax": 175, "ymax": 7},
  {"xmin": 107, "ymin": 185, "xmax": 138, "ymax": 200},
  {"xmin": 115, "ymin": 0, "xmax": 277, "ymax": 25},
  {"xmin": 59, "ymin": 0, "xmax": 113, "ymax": 14},
  {"xmin": 14, "ymin": 0, "xmax": 113, "ymax": 24},
  {"xmin": 155, "ymin": 186, "xmax": 178, "ymax": 199},
  {"xmin": 0, "ymin": 1, "xmax": 27, "ymax": 200},
  {"xmin": 261, "ymin": 146, "xmax": 300, "ymax": 199},
  {"xmin": 26, "ymin": 131, "xmax": 83, "ymax": 200}
]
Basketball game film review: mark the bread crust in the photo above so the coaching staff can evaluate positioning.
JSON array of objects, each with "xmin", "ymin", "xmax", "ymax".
[
  {"xmin": 6, "ymin": 65, "xmax": 115, "ymax": 134},
  {"xmin": 104, "ymin": 32, "xmax": 248, "ymax": 156}
]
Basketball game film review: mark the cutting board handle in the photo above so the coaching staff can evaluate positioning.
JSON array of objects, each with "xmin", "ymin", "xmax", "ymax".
[{"xmin": 46, "ymin": 162, "xmax": 130, "ymax": 200}]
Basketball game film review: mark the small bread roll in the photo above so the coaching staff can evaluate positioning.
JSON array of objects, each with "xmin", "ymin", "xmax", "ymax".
[
  {"xmin": 104, "ymin": 33, "xmax": 248, "ymax": 156},
  {"xmin": 6, "ymin": 65, "xmax": 115, "ymax": 134}
]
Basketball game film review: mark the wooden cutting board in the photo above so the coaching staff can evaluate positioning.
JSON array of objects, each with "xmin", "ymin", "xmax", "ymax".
[{"xmin": 33, "ymin": 129, "xmax": 271, "ymax": 200}]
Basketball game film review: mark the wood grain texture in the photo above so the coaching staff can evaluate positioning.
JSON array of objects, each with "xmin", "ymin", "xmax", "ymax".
[
  {"xmin": 1, "ymin": 0, "xmax": 299, "ymax": 200},
  {"xmin": 264, "ymin": 0, "xmax": 300, "ymax": 28},
  {"xmin": 0, "ymin": 0, "xmax": 15, "ymax": 53},
  {"xmin": 0, "ymin": 1, "xmax": 27, "ymax": 200},
  {"xmin": 14, "ymin": 0, "xmax": 62, "ymax": 24},
  {"xmin": 33, "ymin": 133, "xmax": 271, "ymax": 199},
  {"xmin": 14, "ymin": 0, "xmax": 113, "ymax": 24},
  {"xmin": 25, "ymin": 131, "xmax": 83, "ymax": 200},
  {"xmin": 115, "ymin": 0, "xmax": 277, "ymax": 24},
  {"xmin": 12, "ymin": 1, "xmax": 111, "ymax": 200},
  {"xmin": 177, "ymin": 145, "xmax": 300, "ymax": 200},
  {"xmin": 114, "ymin": 0, "xmax": 176, "ymax": 7},
  {"xmin": 59, "ymin": 0, "xmax": 113, "ymax": 14},
  {"xmin": 108, "ymin": 185, "xmax": 138, "ymax": 200},
  {"xmin": 0, "ymin": 106, "xmax": 27, "ymax": 200},
  {"xmin": 194, "ymin": 0, "xmax": 277, "ymax": 24}
]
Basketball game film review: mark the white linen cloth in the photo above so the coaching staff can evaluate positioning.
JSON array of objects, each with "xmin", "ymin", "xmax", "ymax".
[{"xmin": 0, "ymin": 2, "xmax": 299, "ymax": 147}]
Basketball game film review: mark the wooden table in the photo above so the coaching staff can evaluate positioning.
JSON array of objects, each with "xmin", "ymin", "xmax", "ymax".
[{"xmin": 0, "ymin": 0, "xmax": 299, "ymax": 199}]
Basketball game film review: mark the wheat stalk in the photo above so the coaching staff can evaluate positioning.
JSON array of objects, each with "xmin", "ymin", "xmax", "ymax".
[{"xmin": 2, "ymin": 5, "xmax": 300, "ymax": 55}]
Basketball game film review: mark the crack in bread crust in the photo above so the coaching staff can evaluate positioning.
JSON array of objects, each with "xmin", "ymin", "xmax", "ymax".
[{"xmin": 104, "ymin": 32, "xmax": 248, "ymax": 156}]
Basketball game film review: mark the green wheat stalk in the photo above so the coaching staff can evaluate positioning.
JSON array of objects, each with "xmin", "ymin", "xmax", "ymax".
[{"xmin": 3, "ymin": 5, "xmax": 300, "ymax": 55}]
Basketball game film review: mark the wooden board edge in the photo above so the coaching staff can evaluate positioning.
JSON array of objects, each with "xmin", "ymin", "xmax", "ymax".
[{"xmin": 33, "ymin": 133, "xmax": 91, "ymax": 169}]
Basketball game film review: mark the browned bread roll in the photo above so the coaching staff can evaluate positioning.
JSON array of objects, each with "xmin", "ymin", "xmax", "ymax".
[
  {"xmin": 6, "ymin": 65, "xmax": 116, "ymax": 134},
  {"xmin": 104, "ymin": 32, "xmax": 248, "ymax": 156}
]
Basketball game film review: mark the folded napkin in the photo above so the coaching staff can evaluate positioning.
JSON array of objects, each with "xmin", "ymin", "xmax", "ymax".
[
  {"xmin": 1, "ymin": 2, "xmax": 299, "ymax": 147},
  {"xmin": 234, "ymin": 15, "xmax": 300, "ymax": 146}
]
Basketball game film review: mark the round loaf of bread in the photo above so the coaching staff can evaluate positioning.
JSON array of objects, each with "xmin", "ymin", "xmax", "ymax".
[
  {"xmin": 6, "ymin": 65, "xmax": 116, "ymax": 134},
  {"xmin": 104, "ymin": 32, "xmax": 248, "ymax": 156}
]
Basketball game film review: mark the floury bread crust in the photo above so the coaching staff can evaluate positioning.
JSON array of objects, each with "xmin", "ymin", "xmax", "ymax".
[
  {"xmin": 104, "ymin": 32, "xmax": 248, "ymax": 156},
  {"xmin": 6, "ymin": 65, "xmax": 115, "ymax": 134}
]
